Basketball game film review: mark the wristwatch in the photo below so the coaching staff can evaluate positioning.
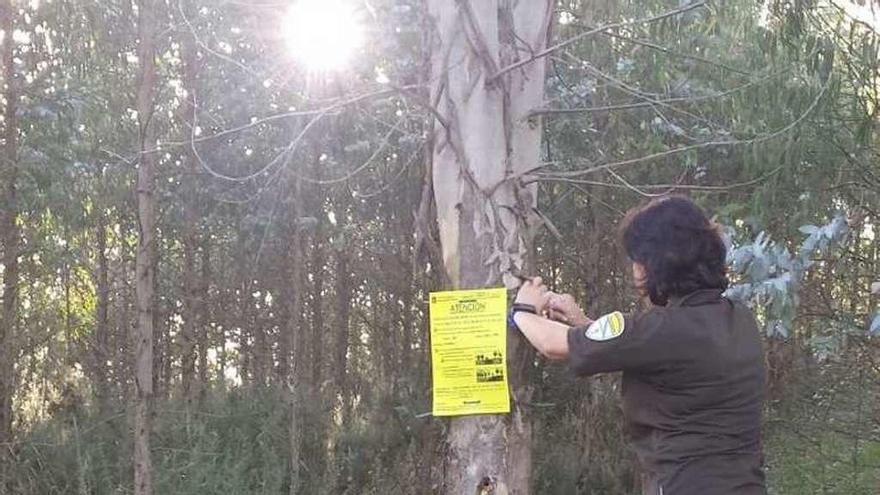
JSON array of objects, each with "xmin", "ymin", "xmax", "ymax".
[{"xmin": 508, "ymin": 303, "xmax": 537, "ymax": 331}]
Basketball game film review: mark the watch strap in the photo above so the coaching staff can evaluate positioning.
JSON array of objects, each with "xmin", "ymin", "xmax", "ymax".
[
  {"xmin": 511, "ymin": 302, "xmax": 537, "ymax": 315},
  {"xmin": 508, "ymin": 303, "xmax": 537, "ymax": 331}
]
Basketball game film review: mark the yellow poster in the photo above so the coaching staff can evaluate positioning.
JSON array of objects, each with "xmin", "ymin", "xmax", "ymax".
[{"xmin": 430, "ymin": 287, "xmax": 510, "ymax": 416}]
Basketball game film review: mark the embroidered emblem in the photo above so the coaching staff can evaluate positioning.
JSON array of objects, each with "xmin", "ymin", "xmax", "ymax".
[{"xmin": 584, "ymin": 311, "xmax": 625, "ymax": 341}]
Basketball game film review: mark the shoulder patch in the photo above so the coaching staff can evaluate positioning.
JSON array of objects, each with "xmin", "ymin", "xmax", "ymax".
[{"xmin": 584, "ymin": 311, "xmax": 626, "ymax": 341}]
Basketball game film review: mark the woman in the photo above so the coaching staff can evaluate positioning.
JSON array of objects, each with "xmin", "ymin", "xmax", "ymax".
[{"xmin": 510, "ymin": 196, "xmax": 766, "ymax": 495}]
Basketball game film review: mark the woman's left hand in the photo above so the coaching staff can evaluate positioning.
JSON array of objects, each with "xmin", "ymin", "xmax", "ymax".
[{"xmin": 515, "ymin": 276, "xmax": 550, "ymax": 314}]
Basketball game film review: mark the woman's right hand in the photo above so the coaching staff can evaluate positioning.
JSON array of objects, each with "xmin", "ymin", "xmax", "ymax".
[{"xmin": 545, "ymin": 292, "xmax": 590, "ymax": 327}]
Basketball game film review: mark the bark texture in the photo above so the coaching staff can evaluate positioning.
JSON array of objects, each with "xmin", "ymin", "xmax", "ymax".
[
  {"xmin": 94, "ymin": 213, "xmax": 111, "ymax": 410},
  {"xmin": 180, "ymin": 0, "xmax": 201, "ymax": 405},
  {"xmin": 134, "ymin": 0, "xmax": 158, "ymax": 493},
  {"xmin": 0, "ymin": 1, "xmax": 18, "ymax": 483},
  {"xmin": 287, "ymin": 177, "xmax": 308, "ymax": 495},
  {"xmin": 427, "ymin": 1, "xmax": 553, "ymax": 493}
]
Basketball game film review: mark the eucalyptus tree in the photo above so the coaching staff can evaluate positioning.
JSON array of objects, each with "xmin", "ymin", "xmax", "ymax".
[
  {"xmin": 134, "ymin": 0, "xmax": 160, "ymax": 492},
  {"xmin": 426, "ymin": 1, "xmax": 553, "ymax": 493},
  {"xmin": 0, "ymin": 3, "xmax": 20, "ymax": 484}
]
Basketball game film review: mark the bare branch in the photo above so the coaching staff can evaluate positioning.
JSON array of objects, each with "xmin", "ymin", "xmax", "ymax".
[
  {"xmin": 177, "ymin": 0, "xmax": 262, "ymax": 79},
  {"xmin": 535, "ymin": 166, "xmax": 784, "ymax": 194},
  {"xmin": 488, "ymin": 1, "xmax": 707, "ymax": 83},
  {"xmin": 157, "ymin": 86, "xmax": 418, "ymax": 151},
  {"xmin": 351, "ymin": 146, "xmax": 421, "ymax": 198},
  {"xmin": 533, "ymin": 71, "xmax": 833, "ymax": 179},
  {"xmin": 301, "ymin": 117, "xmax": 406, "ymax": 185},
  {"xmin": 529, "ymin": 69, "xmax": 781, "ymax": 118},
  {"xmin": 562, "ymin": 52, "xmax": 724, "ymax": 132},
  {"xmin": 604, "ymin": 167, "xmax": 685, "ymax": 197},
  {"xmin": 189, "ymin": 91, "xmax": 327, "ymax": 183},
  {"xmin": 599, "ymin": 30, "xmax": 752, "ymax": 76},
  {"xmin": 392, "ymin": 83, "xmax": 452, "ymax": 133}
]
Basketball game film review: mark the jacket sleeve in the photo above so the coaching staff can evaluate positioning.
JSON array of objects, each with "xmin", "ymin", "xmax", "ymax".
[{"xmin": 567, "ymin": 309, "xmax": 666, "ymax": 376}]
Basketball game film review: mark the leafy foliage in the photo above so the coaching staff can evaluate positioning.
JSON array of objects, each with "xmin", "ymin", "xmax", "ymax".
[
  {"xmin": 726, "ymin": 214, "xmax": 850, "ymax": 337},
  {"xmin": 0, "ymin": 0, "xmax": 877, "ymax": 494}
]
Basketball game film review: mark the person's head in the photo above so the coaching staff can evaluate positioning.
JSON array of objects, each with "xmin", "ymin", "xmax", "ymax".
[{"xmin": 620, "ymin": 195, "xmax": 728, "ymax": 306}]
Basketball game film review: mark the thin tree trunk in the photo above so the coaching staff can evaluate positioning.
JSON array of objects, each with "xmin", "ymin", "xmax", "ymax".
[
  {"xmin": 427, "ymin": 1, "xmax": 553, "ymax": 493},
  {"xmin": 198, "ymin": 237, "xmax": 210, "ymax": 396},
  {"xmin": 179, "ymin": 0, "xmax": 201, "ymax": 404},
  {"xmin": 134, "ymin": 0, "xmax": 158, "ymax": 493},
  {"xmin": 310, "ymin": 177, "xmax": 325, "ymax": 391},
  {"xmin": 287, "ymin": 177, "xmax": 307, "ymax": 495},
  {"xmin": 235, "ymin": 224, "xmax": 253, "ymax": 386},
  {"xmin": 0, "ymin": 1, "xmax": 18, "ymax": 485},
  {"xmin": 327, "ymin": 246, "xmax": 353, "ymax": 493},
  {"xmin": 116, "ymin": 208, "xmax": 135, "ymax": 401},
  {"xmin": 333, "ymin": 250, "xmax": 352, "ymax": 422},
  {"xmin": 307, "ymin": 156, "xmax": 327, "ymax": 484},
  {"xmin": 64, "ymin": 226, "xmax": 73, "ymax": 365},
  {"xmin": 153, "ymin": 255, "xmax": 168, "ymax": 400},
  {"xmin": 397, "ymin": 209, "xmax": 415, "ymax": 376},
  {"xmin": 95, "ymin": 212, "xmax": 111, "ymax": 411}
]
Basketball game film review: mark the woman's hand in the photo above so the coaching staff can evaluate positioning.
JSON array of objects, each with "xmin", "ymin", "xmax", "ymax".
[
  {"xmin": 515, "ymin": 276, "xmax": 550, "ymax": 314},
  {"xmin": 546, "ymin": 293, "xmax": 590, "ymax": 327}
]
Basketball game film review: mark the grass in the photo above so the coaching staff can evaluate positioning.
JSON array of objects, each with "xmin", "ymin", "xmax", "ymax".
[{"xmin": 7, "ymin": 371, "xmax": 879, "ymax": 494}]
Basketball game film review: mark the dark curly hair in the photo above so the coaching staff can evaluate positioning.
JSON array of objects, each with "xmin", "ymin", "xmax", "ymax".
[{"xmin": 620, "ymin": 195, "xmax": 728, "ymax": 306}]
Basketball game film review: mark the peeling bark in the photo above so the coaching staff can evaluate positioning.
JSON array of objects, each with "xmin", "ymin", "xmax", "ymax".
[{"xmin": 427, "ymin": 1, "xmax": 553, "ymax": 493}]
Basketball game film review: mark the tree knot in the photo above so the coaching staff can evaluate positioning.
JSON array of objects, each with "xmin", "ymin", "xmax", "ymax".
[{"xmin": 476, "ymin": 476, "xmax": 496, "ymax": 495}]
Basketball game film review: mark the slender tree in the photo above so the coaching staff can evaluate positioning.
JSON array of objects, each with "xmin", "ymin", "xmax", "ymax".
[
  {"xmin": 94, "ymin": 205, "xmax": 112, "ymax": 411},
  {"xmin": 134, "ymin": 0, "xmax": 159, "ymax": 493},
  {"xmin": 198, "ymin": 236, "xmax": 210, "ymax": 395},
  {"xmin": 287, "ymin": 176, "xmax": 308, "ymax": 495},
  {"xmin": 0, "ymin": 0, "xmax": 18, "ymax": 485},
  {"xmin": 179, "ymin": 0, "xmax": 202, "ymax": 406}
]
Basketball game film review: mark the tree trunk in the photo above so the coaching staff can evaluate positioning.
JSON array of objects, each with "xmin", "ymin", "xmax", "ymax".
[
  {"xmin": 153, "ymin": 254, "xmax": 168, "ymax": 400},
  {"xmin": 179, "ymin": 3, "xmax": 201, "ymax": 405},
  {"xmin": 307, "ymin": 156, "xmax": 327, "ymax": 484},
  {"xmin": 116, "ymin": 208, "xmax": 135, "ymax": 401},
  {"xmin": 94, "ymin": 212, "xmax": 111, "ymax": 411},
  {"xmin": 198, "ymin": 236, "xmax": 210, "ymax": 396},
  {"xmin": 235, "ymin": 224, "xmax": 254, "ymax": 386},
  {"xmin": 134, "ymin": 0, "xmax": 158, "ymax": 493},
  {"xmin": 327, "ymin": 243, "xmax": 353, "ymax": 494},
  {"xmin": 0, "ymin": 0, "xmax": 18, "ymax": 484},
  {"xmin": 287, "ymin": 177, "xmax": 307, "ymax": 495},
  {"xmin": 427, "ymin": 1, "xmax": 553, "ymax": 493},
  {"xmin": 64, "ymin": 226, "xmax": 73, "ymax": 365},
  {"xmin": 333, "ymin": 250, "xmax": 352, "ymax": 420}
]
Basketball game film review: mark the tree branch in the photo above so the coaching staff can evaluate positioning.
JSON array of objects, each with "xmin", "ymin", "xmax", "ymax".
[
  {"xmin": 534, "ymin": 166, "xmax": 783, "ymax": 194},
  {"xmin": 533, "ymin": 71, "xmax": 832, "ymax": 179},
  {"xmin": 488, "ymin": 1, "xmax": 707, "ymax": 83},
  {"xmin": 599, "ymin": 30, "xmax": 752, "ymax": 76},
  {"xmin": 529, "ymin": 69, "xmax": 782, "ymax": 118},
  {"xmin": 157, "ymin": 85, "xmax": 419, "ymax": 151}
]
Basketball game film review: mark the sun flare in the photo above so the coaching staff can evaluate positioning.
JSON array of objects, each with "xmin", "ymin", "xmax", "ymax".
[{"xmin": 282, "ymin": 0, "xmax": 364, "ymax": 72}]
